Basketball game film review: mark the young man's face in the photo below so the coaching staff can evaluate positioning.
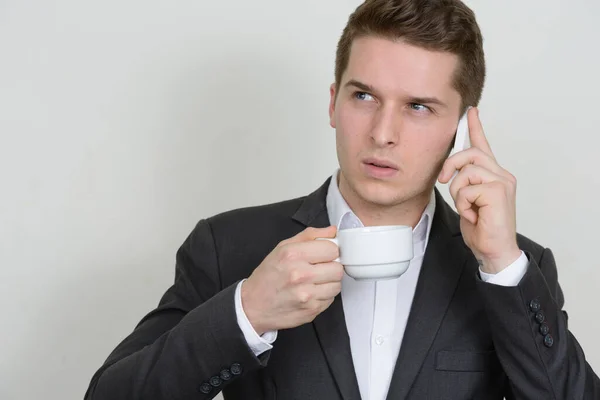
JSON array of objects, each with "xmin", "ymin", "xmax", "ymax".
[{"xmin": 329, "ymin": 36, "xmax": 463, "ymax": 210}]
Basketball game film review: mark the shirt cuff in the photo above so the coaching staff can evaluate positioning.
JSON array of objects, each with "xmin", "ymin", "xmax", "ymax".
[
  {"xmin": 234, "ymin": 279, "xmax": 277, "ymax": 356},
  {"xmin": 479, "ymin": 251, "xmax": 529, "ymax": 287}
]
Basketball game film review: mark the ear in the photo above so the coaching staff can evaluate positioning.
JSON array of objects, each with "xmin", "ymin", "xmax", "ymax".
[{"xmin": 329, "ymin": 83, "xmax": 337, "ymax": 129}]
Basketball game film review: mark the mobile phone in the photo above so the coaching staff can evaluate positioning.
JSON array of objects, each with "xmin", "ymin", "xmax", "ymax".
[
  {"xmin": 448, "ymin": 109, "xmax": 471, "ymax": 181},
  {"xmin": 450, "ymin": 110, "xmax": 470, "ymax": 157}
]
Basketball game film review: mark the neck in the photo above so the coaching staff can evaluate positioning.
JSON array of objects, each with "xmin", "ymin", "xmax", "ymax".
[{"xmin": 338, "ymin": 173, "xmax": 432, "ymax": 228}]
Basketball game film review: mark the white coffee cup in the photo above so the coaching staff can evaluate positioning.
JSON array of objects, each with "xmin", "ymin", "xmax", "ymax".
[{"xmin": 317, "ymin": 225, "xmax": 413, "ymax": 280}]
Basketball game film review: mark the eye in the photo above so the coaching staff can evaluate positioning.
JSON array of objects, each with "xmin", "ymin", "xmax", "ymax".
[
  {"xmin": 409, "ymin": 103, "xmax": 431, "ymax": 112},
  {"xmin": 353, "ymin": 91, "xmax": 375, "ymax": 102}
]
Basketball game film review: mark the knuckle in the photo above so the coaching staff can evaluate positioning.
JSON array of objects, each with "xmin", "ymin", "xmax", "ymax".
[
  {"xmin": 312, "ymin": 302, "xmax": 326, "ymax": 317},
  {"xmin": 331, "ymin": 282, "xmax": 342, "ymax": 295},
  {"xmin": 332, "ymin": 243, "xmax": 341, "ymax": 256},
  {"xmin": 289, "ymin": 268, "xmax": 306, "ymax": 285},
  {"xmin": 276, "ymin": 238, "xmax": 290, "ymax": 248},
  {"xmin": 466, "ymin": 150, "xmax": 480, "ymax": 163},
  {"xmin": 492, "ymin": 181, "xmax": 505, "ymax": 192},
  {"xmin": 303, "ymin": 227, "xmax": 318, "ymax": 237},
  {"xmin": 321, "ymin": 298, "xmax": 335, "ymax": 312},
  {"xmin": 279, "ymin": 246, "xmax": 299, "ymax": 263},
  {"xmin": 470, "ymin": 147, "xmax": 483, "ymax": 156},
  {"xmin": 296, "ymin": 290, "xmax": 312, "ymax": 304},
  {"xmin": 305, "ymin": 309, "xmax": 319, "ymax": 323},
  {"xmin": 334, "ymin": 264, "xmax": 345, "ymax": 280},
  {"xmin": 449, "ymin": 179, "xmax": 459, "ymax": 197},
  {"xmin": 327, "ymin": 247, "xmax": 340, "ymax": 262},
  {"xmin": 463, "ymin": 163, "xmax": 476, "ymax": 174}
]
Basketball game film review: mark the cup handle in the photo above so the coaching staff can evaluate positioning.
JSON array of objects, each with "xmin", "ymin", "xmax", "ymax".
[{"xmin": 315, "ymin": 237, "xmax": 340, "ymax": 262}]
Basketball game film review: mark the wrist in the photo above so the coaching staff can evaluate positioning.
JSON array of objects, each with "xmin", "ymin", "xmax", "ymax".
[
  {"xmin": 478, "ymin": 246, "xmax": 522, "ymax": 274},
  {"xmin": 240, "ymin": 280, "xmax": 268, "ymax": 336}
]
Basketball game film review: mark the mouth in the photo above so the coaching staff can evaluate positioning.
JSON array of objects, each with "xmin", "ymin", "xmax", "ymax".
[
  {"xmin": 362, "ymin": 158, "xmax": 399, "ymax": 170},
  {"xmin": 362, "ymin": 158, "xmax": 399, "ymax": 178}
]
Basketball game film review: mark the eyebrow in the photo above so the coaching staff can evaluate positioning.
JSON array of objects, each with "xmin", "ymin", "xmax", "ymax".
[
  {"xmin": 344, "ymin": 79, "xmax": 376, "ymax": 94},
  {"xmin": 344, "ymin": 79, "xmax": 448, "ymax": 108}
]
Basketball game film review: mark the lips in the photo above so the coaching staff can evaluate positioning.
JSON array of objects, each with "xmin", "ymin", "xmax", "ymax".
[{"xmin": 363, "ymin": 157, "xmax": 399, "ymax": 170}]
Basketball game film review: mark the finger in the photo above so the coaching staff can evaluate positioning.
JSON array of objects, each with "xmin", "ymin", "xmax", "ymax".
[
  {"xmin": 311, "ymin": 297, "xmax": 336, "ymax": 315},
  {"xmin": 468, "ymin": 107, "xmax": 495, "ymax": 159},
  {"xmin": 318, "ymin": 297, "xmax": 336, "ymax": 311},
  {"xmin": 438, "ymin": 147, "xmax": 502, "ymax": 183},
  {"xmin": 279, "ymin": 225, "xmax": 337, "ymax": 247},
  {"xmin": 279, "ymin": 239, "xmax": 340, "ymax": 265},
  {"xmin": 449, "ymin": 164, "xmax": 506, "ymax": 203},
  {"xmin": 313, "ymin": 281, "xmax": 343, "ymax": 300},
  {"xmin": 311, "ymin": 261, "xmax": 345, "ymax": 284},
  {"xmin": 455, "ymin": 182, "xmax": 503, "ymax": 224},
  {"xmin": 455, "ymin": 184, "xmax": 482, "ymax": 224}
]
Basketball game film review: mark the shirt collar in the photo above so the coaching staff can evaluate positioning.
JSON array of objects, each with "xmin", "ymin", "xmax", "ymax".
[{"xmin": 325, "ymin": 169, "xmax": 436, "ymax": 249}]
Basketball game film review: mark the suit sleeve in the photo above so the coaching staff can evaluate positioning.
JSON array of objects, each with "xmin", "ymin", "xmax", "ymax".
[
  {"xmin": 476, "ymin": 247, "xmax": 600, "ymax": 399},
  {"xmin": 84, "ymin": 219, "xmax": 270, "ymax": 400}
]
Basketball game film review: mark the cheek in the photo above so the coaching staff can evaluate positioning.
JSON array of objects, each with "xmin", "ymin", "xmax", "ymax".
[
  {"xmin": 415, "ymin": 139, "xmax": 448, "ymax": 162},
  {"xmin": 336, "ymin": 105, "xmax": 371, "ymax": 144},
  {"xmin": 399, "ymin": 130, "xmax": 453, "ymax": 174}
]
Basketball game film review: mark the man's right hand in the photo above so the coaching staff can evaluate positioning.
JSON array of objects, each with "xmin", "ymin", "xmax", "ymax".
[{"xmin": 241, "ymin": 226, "xmax": 343, "ymax": 336}]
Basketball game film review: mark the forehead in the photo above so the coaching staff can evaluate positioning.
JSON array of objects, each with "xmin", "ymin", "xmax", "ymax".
[{"xmin": 344, "ymin": 36, "xmax": 460, "ymax": 97}]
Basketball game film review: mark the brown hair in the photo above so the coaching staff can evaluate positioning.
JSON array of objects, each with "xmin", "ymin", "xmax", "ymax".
[{"xmin": 335, "ymin": 0, "xmax": 486, "ymax": 114}]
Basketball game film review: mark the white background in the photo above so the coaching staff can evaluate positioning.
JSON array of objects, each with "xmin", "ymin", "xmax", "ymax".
[{"xmin": 1, "ymin": 1, "xmax": 599, "ymax": 399}]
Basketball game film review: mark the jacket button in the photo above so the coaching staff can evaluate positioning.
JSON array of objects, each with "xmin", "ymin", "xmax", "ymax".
[
  {"xmin": 209, "ymin": 376, "xmax": 223, "ymax": 387},
  {"xmin": 544, "ymin": 334, "xmax": 554, "ymax": 348},
  {"xmin": 198, "ymin": 382, "xmax": 212, "ymax": 394},
  {"xmin": 230, "ymin": 363, "xmax": 243, "ymax": 376},
  {"xmin": 220, "ymin": 369, "xmax": 233, "ymax": 381},
  {"xmin": 539, "ymin": 323, "xmax": 550, "ymax": 336},
  {"xmin": 529, "ymin": 299, "xmax": 541, "ymax": 312},
  {"xmin": 535, "ymin": 311, "xmax": 545, "ymax": 324}
]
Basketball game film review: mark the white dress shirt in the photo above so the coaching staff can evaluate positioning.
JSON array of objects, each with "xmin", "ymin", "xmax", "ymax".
[{"xmin": 234, "ymin": 170, "xmax": 529, "ymax": 400}]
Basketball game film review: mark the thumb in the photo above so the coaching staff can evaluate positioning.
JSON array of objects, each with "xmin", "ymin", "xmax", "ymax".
[{"xmin": 286, "ymin": 225, "xmax": 337, "ymax": 244}]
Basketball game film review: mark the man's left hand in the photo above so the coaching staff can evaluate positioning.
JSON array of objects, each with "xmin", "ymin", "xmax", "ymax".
[{"xmin": 437, "ymin": 107, "xmax": 521, "ymax": 274}]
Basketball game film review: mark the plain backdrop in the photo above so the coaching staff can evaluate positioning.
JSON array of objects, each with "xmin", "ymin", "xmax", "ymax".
[{"xmin": 1, "ymin": 0, "xmax": 599, "ymax": 399}]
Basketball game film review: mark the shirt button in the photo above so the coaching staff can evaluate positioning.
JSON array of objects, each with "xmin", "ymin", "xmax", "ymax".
[{"xmin": 375, "ymin": 335, "xmax": 385, "ymax": 345}]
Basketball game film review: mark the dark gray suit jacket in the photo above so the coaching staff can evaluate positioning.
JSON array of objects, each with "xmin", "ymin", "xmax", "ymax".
[{"xmin": 85, "ymin": 178, "xmax": 600, "ymax": 399}]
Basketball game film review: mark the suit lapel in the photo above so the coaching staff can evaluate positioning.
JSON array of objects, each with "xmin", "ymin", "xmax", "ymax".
[
  {"xmin": 292, "ymin": 179, "xmax": 362, "ymax": 400},
  {"xmin": 385, "ymin": 189, "xmax": 469, "ymax": 400},
  {"xmin": 313, "ymin": 289, "xmax": 362, "ymax": 400}
]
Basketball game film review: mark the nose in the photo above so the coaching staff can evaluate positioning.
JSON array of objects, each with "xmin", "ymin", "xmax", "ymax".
[{"xmin": 369, "ymin": 106, "xmax": 399, "ymax": 147}]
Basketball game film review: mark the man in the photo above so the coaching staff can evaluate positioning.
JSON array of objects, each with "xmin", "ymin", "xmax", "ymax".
[{"xmin": 85, "ymin": 0, "xmax": 600, "ymax": 399}]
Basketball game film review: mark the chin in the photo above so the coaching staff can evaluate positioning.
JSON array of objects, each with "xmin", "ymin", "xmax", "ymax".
[{"xmin": 353, "ymin": 177, "xmax": 408, "ymax": 207}]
